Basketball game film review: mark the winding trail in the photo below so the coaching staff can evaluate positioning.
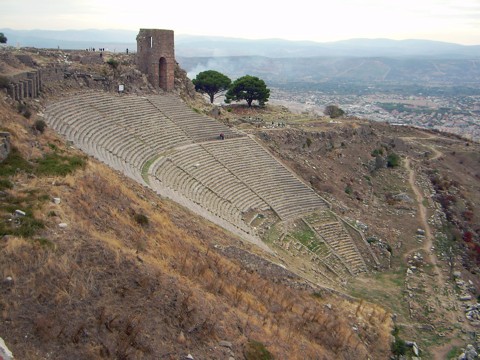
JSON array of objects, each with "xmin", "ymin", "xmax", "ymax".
[
  {"xmin": 404, "ymin": 157, "xmax": 441, "ymax": 276},
  {"xmin": 402, "ymin": 135, "xmax": 466, "ymax": 338}
]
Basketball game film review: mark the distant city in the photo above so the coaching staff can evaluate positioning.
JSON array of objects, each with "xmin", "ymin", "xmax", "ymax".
[{"xmin": 269, "ymin": 88, "xmax": 480, "ymax": 142}]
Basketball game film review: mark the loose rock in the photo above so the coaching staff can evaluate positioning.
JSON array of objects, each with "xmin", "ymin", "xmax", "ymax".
[{"xmin": 0, "ymin": 337, "xmax": 13, "ymax": 360}]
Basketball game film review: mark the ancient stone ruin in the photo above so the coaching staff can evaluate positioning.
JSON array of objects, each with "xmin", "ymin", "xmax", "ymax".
[{"xmin": 136, "ymin": 29, "xmax": 175, "ymax": 91}]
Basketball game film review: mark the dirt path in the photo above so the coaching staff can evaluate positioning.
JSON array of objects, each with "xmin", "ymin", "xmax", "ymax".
[
  {"xmin": 403, "ymin": 140, "xmax": 474, "ymax": 359},
  {"xmin": 404, "ymin": 157, "xmax": 440, "ymax": 275}
]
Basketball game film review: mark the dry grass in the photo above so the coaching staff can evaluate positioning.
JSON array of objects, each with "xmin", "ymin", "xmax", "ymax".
[{"xmin": 0, "ymin": 157, "xmax": 394, "ymax": 359}]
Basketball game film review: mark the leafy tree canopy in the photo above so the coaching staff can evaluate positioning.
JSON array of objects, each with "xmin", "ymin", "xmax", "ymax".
[
  {"xmin": 225, "ymin": 75, "xmax": 270, "ymax": 107},
  {"xmin": 324, "ymin": 104, "xmax": 345, "ymax": 118},
  {"xmin": 0, "ymin": 33, "xmax": 7, "ymax": 44},
  {"xmin": 192, "ymin": 70, "xmax": 231, "ymax": 103}
]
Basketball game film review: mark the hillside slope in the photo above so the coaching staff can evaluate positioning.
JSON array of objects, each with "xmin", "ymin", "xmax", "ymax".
[{"xmin": 0, "ymin": 58, "xmax": 393, "ymax": 358}]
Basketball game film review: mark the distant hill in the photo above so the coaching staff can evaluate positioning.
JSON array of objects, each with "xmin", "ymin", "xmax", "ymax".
[
  {"xmin": 177, "ymin": 55, "xmax": 480, "ymax": 88},
  {"xmin": 0, "ymin": 28, "xmax": 137, "ymax": 51},
  {"xmin": 2, "ymin": 28, "xmax": 480, "ymax": 58},
  {"xmin": 3, "ymin": 29, "xmax": 479, "ymax": 89}
]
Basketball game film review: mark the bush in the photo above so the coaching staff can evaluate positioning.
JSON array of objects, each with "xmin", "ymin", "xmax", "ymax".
[
  {"xmin": 366, "ymin": 237, "xmax": 378, "ymax": 244},
  {"xmin": 134, "ymin": 213, "xmax": 149, "ymax": 226},
  {"xmin": 0, "ymin": 179, "xmax": 13, "ymax": 190},
  {"xmin": 387, "ymin": 152, "xmax": 401, "ymax": 167},
  {"xmin": 17, "ymin": 103, "xmax": 32, "ymax": 119},
  {"xmin": 244, "ymin": 340, "xmax": 273, "ymax": 360},
  {"xmin": 345, "ymin": 185, "xmax": 353, "ymax": 195},
  {"xmin": 106, "ymin": 58, "xmax": 119, "ymax": 69},
  {"xmin": 391, "ymin": 338, "xmax": 407, "ymax": 356},
  {"xmin": 34, "ymin": 120, "xmax": 47, "ymax": 133}
]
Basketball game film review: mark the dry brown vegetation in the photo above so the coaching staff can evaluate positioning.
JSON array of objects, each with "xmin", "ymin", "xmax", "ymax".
[{"xmin": 0, "ymin": 94, "xmax": 394, "ymax": 359}]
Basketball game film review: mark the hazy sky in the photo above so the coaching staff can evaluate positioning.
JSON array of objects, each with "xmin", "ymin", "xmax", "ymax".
[{"xmin": 2, "ymin": 0, "xmax": 480, "ymax": 44}]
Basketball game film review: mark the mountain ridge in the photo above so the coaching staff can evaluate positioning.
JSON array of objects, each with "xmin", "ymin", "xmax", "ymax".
[{"xmin": 2, "ymin": 28, "xmax": 480, "ymax": 58}]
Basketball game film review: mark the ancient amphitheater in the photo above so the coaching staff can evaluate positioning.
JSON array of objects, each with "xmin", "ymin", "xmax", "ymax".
[{"xmin": 44, "ymin": 91, "xmax": 378, "ymax": 278}]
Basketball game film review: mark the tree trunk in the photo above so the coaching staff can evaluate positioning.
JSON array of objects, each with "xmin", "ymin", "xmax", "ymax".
[{"xmin": 209, "ymin": 93, "xmax": 214, "ymax": 103}]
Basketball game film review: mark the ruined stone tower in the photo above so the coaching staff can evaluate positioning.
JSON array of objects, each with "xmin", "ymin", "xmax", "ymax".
[{"xmin": 136, "ymin": 29, "xmax": 175, "ymax": 91}]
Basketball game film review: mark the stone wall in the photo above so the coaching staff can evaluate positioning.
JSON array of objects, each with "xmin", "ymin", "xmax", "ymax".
[
  {"xmin": 136, "ymin": 29, "xmax": 175, "ymax": 91},
  {"xmin": 6, "ymin": 66, "xmax": 64, "ymax": 101}
]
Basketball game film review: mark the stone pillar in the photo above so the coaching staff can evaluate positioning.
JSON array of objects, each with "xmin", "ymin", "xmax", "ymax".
[
  {"xmin": 15, "ymin": 83, "xmax": 22, "ymax": 101},
  {"xmin": 21, "ymin": 80, "xmax": 28, "ymax": 99},
  {"xmin": 38, "ymin": 69, "xmax": 43, "ymax": 91},
  {"xmin": 8, "ymin": 84, "xmax": 15, "ymax": 100},
  {"xmin": 136, "ymin": 29, "xmax": 175, "ymax": 91},
  {"xmin": 27, "ymin": 72, "xmax": 38, "ymax": 97},
  {"xmin": 27, "ymin": 79, "xmax": 33, "ymax": 98}
]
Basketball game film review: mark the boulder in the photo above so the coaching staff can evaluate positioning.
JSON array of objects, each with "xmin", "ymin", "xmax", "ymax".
[
  {"xmin": 465, "ymin": 344, "xmax": 478, "ymax": 360},
  {"xmin": 0, "ymin": 337, "xmax": 13, "ymax": 360},
  {"xmin": 14, "ymin": 209, "xmax": 26, "ymax": 217},
  {"xmin": 416, "ymin": 228, "xmax": 426, "ymax": 236},
  {"xmin": 219, "ymin": 340, "xmax": 233, "ymax": 349}
]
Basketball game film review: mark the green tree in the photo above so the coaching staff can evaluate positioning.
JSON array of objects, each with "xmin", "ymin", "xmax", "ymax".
[
  {"xmin": 324, "ymin": 104, "xmax": 345, "ymax": 118},
  {"xmin": 192, "ymin": 70, "xmax": 231, "ymax": 103},
  {"xmin": 387, "ymin": 152, "xmax": 401, "ymax": 167},
  {"xmin": 0, "ymin": 33, "xmax": 6, "ymax": 44},
  {"xmin": 225, "ymin": 75, "xmax": 270, "ymax": 107}
]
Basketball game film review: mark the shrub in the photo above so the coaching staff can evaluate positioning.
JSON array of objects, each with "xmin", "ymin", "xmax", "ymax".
[
  {"xmin": 106, "ymin": 58, "xmax": 119, "ymax": 69},
  {"xmin": 391, "ymin": 337, "xmax": 407, "ymax": 356},
  {"xmin": 306, "ymin": 137, "xmax": 312, "ymax": 148},
  {"xmin": 17, "ymin": 103, "xmax": 32, "ymax": 118},
  {"xmin": 134, "ymin": 213, "xmax": 149, "ymax": 226},
  {"xmin": 387, "ymin": 152, "xmax": 401, "ymax": 167},
  {"xmin": 0, "ymin": 179, "xmax": 13, "ymax": 190},
  {"xmin": 366, "ymin": 237, "xmax": 378, "ymax": 244},
  {"xmin": 34, "ymin": 119, "xmax": 47, "ymax": 133},
  {"xmin": 345, "ymin": 185, "xmax": 353, "ymax": 195},
  {"xmin": 244, "ymin": 340, "xmax": 273, "ymax": 360}
]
